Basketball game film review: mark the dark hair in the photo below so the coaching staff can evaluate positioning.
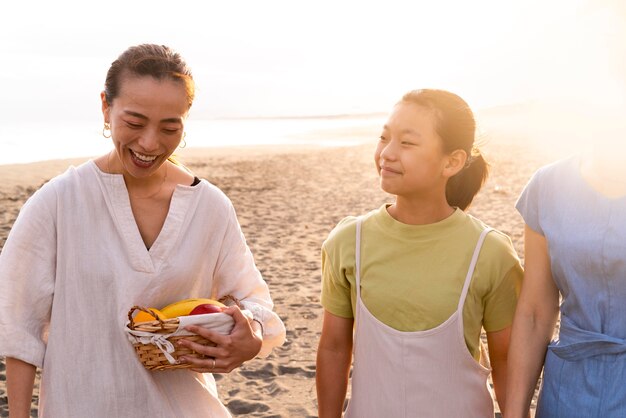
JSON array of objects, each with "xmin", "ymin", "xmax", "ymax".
[
  {"xmin": 104, "ymin": 44, "xmax": 195, "ymax": 108},
  {"xmin": 400, "ymin": 89, "xmax": 489, "ymax": 210}
]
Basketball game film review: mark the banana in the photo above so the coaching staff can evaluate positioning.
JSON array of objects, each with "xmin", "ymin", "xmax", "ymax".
[{"xmin": 160, "ymin": 298, "xmax": 226, "ymax": 318}]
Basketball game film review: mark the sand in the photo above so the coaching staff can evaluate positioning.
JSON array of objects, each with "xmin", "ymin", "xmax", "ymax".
[{"xmin": 0, "ymin": 132, "xmax": 557, "ymax": 417}]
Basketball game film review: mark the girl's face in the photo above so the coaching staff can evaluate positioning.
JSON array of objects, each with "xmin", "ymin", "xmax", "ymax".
[
  {"xmin": 101, "ymin": 75, "xmax": 189, "ymax": 179},
  {"xmin": 375, "ymin": 102, "xmax": 451, "ymax": 199}
]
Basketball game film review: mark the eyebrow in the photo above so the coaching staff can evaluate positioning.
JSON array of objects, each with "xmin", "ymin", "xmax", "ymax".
[
  {"xmin": 123, "ymin": 110, "xmax": 183, "ymax": 124},
  {"xmin": 382, "ymin": 125, "xmax": 421, "ymax": 137}
]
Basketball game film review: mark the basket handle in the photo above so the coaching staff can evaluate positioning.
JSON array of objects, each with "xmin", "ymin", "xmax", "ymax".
[
  {"xmin": 127, "ymin": 306, "xmax": 166, "ymax": 331},
  {"xmin": 218, "ymin": 294, "xmax": 243, "ymax": 309}
]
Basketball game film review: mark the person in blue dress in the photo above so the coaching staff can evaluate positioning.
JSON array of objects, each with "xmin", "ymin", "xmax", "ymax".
[
  {"xmin": 506, "ymin": 151, "xmax": 626, "ymax": 417},
  {"xmin": 505, "ymin": 3, "xmax": 626, "ymax": 416}
]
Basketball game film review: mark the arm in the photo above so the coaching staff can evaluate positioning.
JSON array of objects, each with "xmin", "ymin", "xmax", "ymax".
[
  {"xmin": 505, "ymin": 225, "xmax": 560, "ymax": 418},
  {"xmin": 486, "ymin": 326, "xmax": 511, "ymax": 415},
  {"xmin": 316, "ymin": 310, "xmax": 354, "ymax": 418},
  {"xmin": 0, "ymin": 186, "xmax": 57, "ymax": 417},
  {"xmin": 209, "ymin": 201, "xmax": 286, "ymax": 358},
  {"xmin": 6, "ymin": 357, "xmax": 36, "ymax": 418}
]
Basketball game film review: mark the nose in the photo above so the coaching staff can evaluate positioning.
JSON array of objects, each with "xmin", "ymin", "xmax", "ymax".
[
  {"xmin": 379, "ymin": 140, "xmax": 398, "ymax": 162},
  {"xmin": 136, "ymin": 127, "xmax": 160, "ymax": 153}
]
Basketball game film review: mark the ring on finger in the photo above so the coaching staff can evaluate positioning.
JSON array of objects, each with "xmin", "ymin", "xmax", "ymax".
[{"xmin": 211, "ymin": 358, "xmax": 216, "ymax": 370}]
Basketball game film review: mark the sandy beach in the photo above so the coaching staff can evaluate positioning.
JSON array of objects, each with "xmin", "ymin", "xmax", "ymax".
[{"xmin": 0, "ymin": 128, "xmax": 559, "ymax": 416}]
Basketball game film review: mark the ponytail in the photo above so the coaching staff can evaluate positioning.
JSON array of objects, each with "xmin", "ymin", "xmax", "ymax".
[{"xmin": 445, "ymin": 150, "xmax": 489, "ymax": 210}]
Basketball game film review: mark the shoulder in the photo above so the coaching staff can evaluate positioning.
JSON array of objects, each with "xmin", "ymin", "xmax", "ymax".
[
  {"xmin": 322, "ymin": 216, "xmax": 358, "ymax": 262},
  {"xmin": 516, "ymin": 156, "xmax": 579, "ymax": 232},
  {"xmin": 323, "ymin": 207, "xmax": 381, "ymax": 252},
  {"xmin": 524, "ymin": 155, "xmax": 578, "ymax": 191},
  {"xmin": 42, "ymin": 160, "xmax": 102, "ymax": 192},
  {"xmin": 194, "ymin": 178, "xmax": 230, "ymax": 200},
  {"xmin": 23, "ymin": 162, "xmax": 92, "ymax": 205},
  {"xmin": 481, "ymin": 230, "xmax": 520, "ymax": 269},
  {"xmin": 11, "ymin": 163, "xmax": 94, "ymax": 228},
  {"xmin": 325, "ymin": 216, "xmax": 358, "ymax": 244},
  {"xmin": 539, "ymin": 155, "xmax": 577, "ymax": 175},
  {"xmin": 191, "ymin": 179, "xmax": 236, "ymax": 214},
  {"xmin": 464, "ymin": 214, "xmax": 520, "ymax": 269},
  {"xmin": 483, "ymin": 227, "xmax": 516, "ymax": 256}
]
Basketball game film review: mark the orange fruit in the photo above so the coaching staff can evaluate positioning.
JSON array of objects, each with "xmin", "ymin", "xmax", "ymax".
[{"xmin": 134, "ymin": 308, "xmax": 166, "ymax": 323}]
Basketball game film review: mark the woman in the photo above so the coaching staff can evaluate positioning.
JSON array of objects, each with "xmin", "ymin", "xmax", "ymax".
[
  {"xmin": 505, "ymin": 138, "xmax": 626, "ymax": 418},
  {"xmin": 0, "ymin": 44, "xmax": 285, "ymax": 417},
  {"xmin": 505, "ymin": 3, "xmax": 626, "ymax": 416},
  {"xmin": 316, "ymin": 89, "xmax": 523, "ymax": 417}
]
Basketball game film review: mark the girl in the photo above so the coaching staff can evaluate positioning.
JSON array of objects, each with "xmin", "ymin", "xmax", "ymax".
[
  {"xmin": 0, "ymin": 44, "xmax": 285, "ymax": 417},
  {"xmin": 316, "ymin": 89, "xmax": 523, "ymax": 417}
]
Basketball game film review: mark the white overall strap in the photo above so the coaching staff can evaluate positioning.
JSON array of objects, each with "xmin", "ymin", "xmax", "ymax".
[
  {"xmin": 457, "ymin": 227, "xmax": 494, "ymax": 312},
  {"xmin": 355, "ymin": 217, "xmax": 363, "ymax": 299}
]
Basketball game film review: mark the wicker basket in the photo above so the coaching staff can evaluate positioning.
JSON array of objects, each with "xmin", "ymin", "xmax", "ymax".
[{"xmin": 127, "ymin": 296, "xmax": 241, "ymax": 371}]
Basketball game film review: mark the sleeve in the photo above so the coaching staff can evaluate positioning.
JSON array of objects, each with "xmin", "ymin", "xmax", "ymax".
[
  {"xmin": 319, "ymin": 222, "xmax": 354, "ymax": 319},
  {"xmin": 0, "ymin": 184, "xmax": 57, "ymax": 368},
  {"xmin": 211, "ymin": 200, "xmax": 285, "ymax": 358},
  {"xmin": 479, "ymin": 231, "xmax": 524, "ymax": 332},
  {"xmin": 482, "ymin": 263, "xmax": 524, "ymax": 332},
  {"xmin": 515, "ymin": 168, "xmax": 545, "ymax": 235}
]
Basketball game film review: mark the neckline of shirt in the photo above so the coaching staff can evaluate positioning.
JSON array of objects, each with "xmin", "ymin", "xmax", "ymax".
[
  {"xmin": 371, "ymin": 203, "xmax": 466, "ymax": 239},
  {"xmin": 571, "ymin": 155, "xmax": 626, "ymax": 202},
  {"xmin": 88, "ymin": 160, "xmax": 202, "ymax": 193}
]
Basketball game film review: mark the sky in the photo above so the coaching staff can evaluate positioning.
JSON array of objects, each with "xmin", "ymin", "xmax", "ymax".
[
  {"xmin": 3, "ymin": 0, "xmax": 620, "ymax": 125},
  {"xmin": 1, "ymin": 0, "xmax": 625, "ymax": 165}
]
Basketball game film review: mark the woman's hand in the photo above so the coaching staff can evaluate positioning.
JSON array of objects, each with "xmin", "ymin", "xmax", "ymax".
[{"xmin": 176, "ymin": 305, "xmax": 263, "ymax": 373}]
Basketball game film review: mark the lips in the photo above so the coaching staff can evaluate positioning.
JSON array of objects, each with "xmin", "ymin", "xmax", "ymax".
[
  {"xmin": 380, "ymin": 165, "xmax": 402, "ymax": 175},
  {"xmin": 130, "ymin": 149, "xmax": 159, "ymax": 167}
]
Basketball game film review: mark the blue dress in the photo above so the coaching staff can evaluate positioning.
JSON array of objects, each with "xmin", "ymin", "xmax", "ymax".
[{"xmin": 517, "ymin": 156, "xmax": 626, "ymax": 417}]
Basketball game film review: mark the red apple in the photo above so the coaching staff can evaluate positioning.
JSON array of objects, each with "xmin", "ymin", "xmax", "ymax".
[{"xmin": 189, "ymin": 303, "xmax": 223, "ymax": 315}]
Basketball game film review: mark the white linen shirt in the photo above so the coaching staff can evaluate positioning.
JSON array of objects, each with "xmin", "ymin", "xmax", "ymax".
[{"xmin": 0, "ymin": 160, "xmax": 286, "ymax": 417}]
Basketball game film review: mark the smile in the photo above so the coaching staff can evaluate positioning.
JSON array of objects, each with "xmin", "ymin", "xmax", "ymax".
[
  {"xmin": 130, "ymin": 150, "xmax": 158, "ymax": 163},
  {"xmin": 381, "ymin": 166, "xmax": 402, "ymax": 175}
]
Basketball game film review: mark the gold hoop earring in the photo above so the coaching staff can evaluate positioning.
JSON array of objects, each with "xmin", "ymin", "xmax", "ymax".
[
  {"xmin": 102, "ymin": 123, "xmax": 112, "ymax": 138},
  {"xmin": 179, "ymin": 132, "xmax": 187, "ymax": 149}
]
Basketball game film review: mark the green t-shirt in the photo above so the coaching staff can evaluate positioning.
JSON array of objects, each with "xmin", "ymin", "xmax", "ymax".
[{"xmin": 321, "ymin": 204, "xmax": 523, "ymax": 360}]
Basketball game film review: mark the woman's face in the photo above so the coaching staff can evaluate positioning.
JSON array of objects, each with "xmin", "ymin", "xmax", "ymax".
[
  {"xmin": 375, "ymin": 102, "xmax": 451, "ymax": 199},
  {"xmin": 101, "ymin": 75, "xmax": 189, "ymax": 179}
]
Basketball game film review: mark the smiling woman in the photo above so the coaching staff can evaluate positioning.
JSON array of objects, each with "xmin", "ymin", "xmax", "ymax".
[
  {"xmin": 96, "ymin": 45, "xmax": 197, "ymax": 248},
  {"xmin": 101, "ymin": 77, "xmax": 190, "ymax": 201},
  {"xmin": 0, "ymin": 44, "xmax": 286, "ymax": 418}
]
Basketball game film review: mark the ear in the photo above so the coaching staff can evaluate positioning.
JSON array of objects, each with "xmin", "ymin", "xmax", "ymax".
[
  {"xmin": 442, "ymin": 149, "xmax": 467, "ymax": 178},
  {"xmin": 100, "ymin": 91, "xmax": 110, "ymax": 123}
]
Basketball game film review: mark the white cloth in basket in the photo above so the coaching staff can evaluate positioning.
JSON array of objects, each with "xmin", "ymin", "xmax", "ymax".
[{"xmin": 125, "ymin": 310, "xmax": 253, "ymax": 364}]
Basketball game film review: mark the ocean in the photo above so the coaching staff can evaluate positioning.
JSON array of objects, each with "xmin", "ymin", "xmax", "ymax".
[{"xmin": 0, "ymin": 115, "xmax": 386, "ymax": 166}]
